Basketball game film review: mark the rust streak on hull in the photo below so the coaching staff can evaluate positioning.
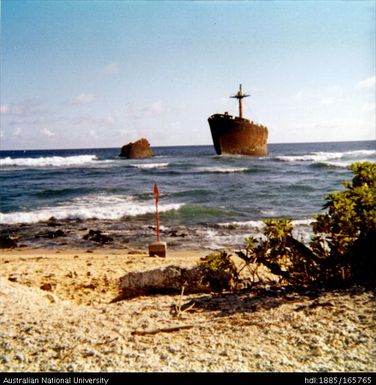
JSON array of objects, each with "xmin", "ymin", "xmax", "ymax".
[{"xmin": 208, "ymin": 114, "xmax": 268, "ymax": 156}]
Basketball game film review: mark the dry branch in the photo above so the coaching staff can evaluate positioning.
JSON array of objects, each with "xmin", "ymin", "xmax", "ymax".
[{"xmin": 131, "ymin": 324, "xmax": 194, "ymax": 336}]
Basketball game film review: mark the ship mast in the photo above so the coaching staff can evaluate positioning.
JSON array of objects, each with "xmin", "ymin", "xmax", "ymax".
[{"xmin": 230, "ymin": 84, "xmax": 250, "ymax": 119}]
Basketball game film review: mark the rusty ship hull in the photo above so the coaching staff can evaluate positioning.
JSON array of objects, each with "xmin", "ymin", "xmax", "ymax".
[{"xmin": 208, "ymin": 113, "xmax": 268, "ymax": 156}]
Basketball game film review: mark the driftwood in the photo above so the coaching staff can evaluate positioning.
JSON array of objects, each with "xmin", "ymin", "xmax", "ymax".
[
  {"xmin": 170, "ymin": 285, "xmax": 196, "ymax": 318},
  {"xmin": 131, "ymin": 324, "xmax": 194, "ymax": 336}
]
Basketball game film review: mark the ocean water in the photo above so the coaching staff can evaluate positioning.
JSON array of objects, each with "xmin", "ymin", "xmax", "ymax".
[{"xmin": 1, "ymin": 141, "xmax": 375, "ymax": 250}]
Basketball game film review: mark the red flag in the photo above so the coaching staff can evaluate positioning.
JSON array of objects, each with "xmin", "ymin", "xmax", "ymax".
[
  {"xmin": 153, "ymin": 183, "xmax": 160, "ymax": 242},
  {"xmin": 153, "ymin": 183, "xmax": 159, "ymax": 202}
]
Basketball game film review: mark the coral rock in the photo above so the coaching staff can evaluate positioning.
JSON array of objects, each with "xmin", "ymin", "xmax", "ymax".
[{"xmin": 119, "ymin": 138, "xmax": 154, "ymax": 159}]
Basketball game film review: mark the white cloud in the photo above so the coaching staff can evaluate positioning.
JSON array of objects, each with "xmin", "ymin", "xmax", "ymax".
[
  {"xmin": 71, "ymin": 113, "xmax": 117, "ymax": 127},
  {"xmin": 0, "ymin": 100, "xmax": 50, "ymax": 123},
  {"xmin": 144, "ymin": 101, "xmax": 163, "ymax": 115},
  {"xmin": 293, "ymin": 91, "xmax": 303, "ymax": 101},
  {"xmin": 0, "ymin": 104, "xmax": 23, "ymax": 115},
  {"xmin": 0, "ymin": 105, "xmax": 10, "ymax": 114},
  {"xmin": 117, "ymin": 128, "xmax": 129, "ymax": 137},
  {"xmin": 357, "ymin": 76, "xmax": 376, "ymax": 89},
  {"xmin": 126, "ymin": 101, "xmax": 165, "ymax": 121},
  {"xmin": 319, "ymin": 97, "xmax": 335, "ymax": 106},
  {"xmin": 101, "ymin": 62, "xmax": 120, "ymax": 75},
  {"xmin": 88, "ymin": 129, "xmax": 98, "ymax": 139},
  {"xmin": 104, "ymin": 114, "xmax": 117, "ymax": 125},
  {"xmin": 71, "ymin": 93, "xmax": 96, "ymax": 105},
  {"xmin": 41, "ymin": 128, "xmax": 55, "ymax": 137},
  {"xmin": 362, "ymin": 103, "xmax": 375, "ymax": 113},
  {"xmin": 324, "ymin": 85, "xmax": 342, "ymax": 93},
  {"xmin": 13, "ymin": 127, "xmax": 22, "ymax": 136},
  {"xmin": 287, "ymin": 117, "xmax": 374, "ymax": 142}
]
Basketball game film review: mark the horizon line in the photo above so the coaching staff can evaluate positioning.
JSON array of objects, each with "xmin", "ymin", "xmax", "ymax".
[{"xmin": 0, "ymin": 139, "xmax": 375, "ymax": 152}]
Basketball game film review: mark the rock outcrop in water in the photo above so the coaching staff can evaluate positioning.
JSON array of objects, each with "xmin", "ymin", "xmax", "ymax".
[{"xmin": 119, "ymin": 138, "xmax": 154, "ymax": 159}]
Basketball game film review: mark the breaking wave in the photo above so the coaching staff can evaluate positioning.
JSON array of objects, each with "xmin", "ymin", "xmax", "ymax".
[
  {"xmin": 130, "ymin": 162, "xmax": 169, "ymax": 169},
  {"xmin": 195, "ymin": 166, "xmax": 249, "ymax": 174},
  {"xmin": 276, "ymin": 150, "xmax": 376, "ymax": 168},
  {"xmin": 218, "ymin": 220, "xmax": 265, "ymax": 229},
  {"xmin": 218, "ymin": 218, "xmax": 314, "ymax": 230},
  {"xmin": 276, "ymin": 152, "xmax": 342, "ymax": 163},
  {"xmin": 0, "ymin": 194, "xmax": 184, "ymax": 224},
  {"xmin": 199, "ymin": 218, "xmax": 315, "ymax": 249},
  {"xmin": 0, "ymin": 155, "xmax": 100, "ymax": 168}
]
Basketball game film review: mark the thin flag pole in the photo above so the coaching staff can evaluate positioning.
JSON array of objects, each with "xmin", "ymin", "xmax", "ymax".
[{"xmin": 154, "ymin": 183, "xmax": 160, "ymax": 242}]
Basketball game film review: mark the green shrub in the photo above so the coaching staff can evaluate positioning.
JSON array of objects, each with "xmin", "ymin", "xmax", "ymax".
[
  {"xmin": 238, "ymin": 219, "xmax": 319, "ymax": 287},
  {"xmin": 311, "ymin": 161, "xmax": 376, "ymax": 285},
  {"xmin": 198, "ymin": 250, "xmax": 239, "ymax": 292},
  {"xmin": 240, "ymin": 162, "xmax": 375, "ymax": 287}
]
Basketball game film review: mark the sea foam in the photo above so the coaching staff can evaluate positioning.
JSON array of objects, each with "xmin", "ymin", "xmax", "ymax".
[
  {"xmin": 0, "ymin": 155, "xmax": 99, "ymax": 168},
  {"xmin": 130, "ymin": 162, "xmax": 169, "ymax": 169},
  {"xmin": 211, "ymin": 218, "xmax": 315, "ymax": 248},
  {"xmin": 218, "ymin": 220, "xmax": 265, "ymax": 229},
  {"xmin": 0, "ymin": 194, "xmax": 184, "ymax": 224},
  {"xmin": 276, "ymin": 149, "xmax": 376, "ymax": 165},
  {"xmin": 276, "ymin": 152, "xmax": 343, "ymax": 163},
  {"xmin": 195, "ymin": 166, "xmax": 249, "ymax": 174}
]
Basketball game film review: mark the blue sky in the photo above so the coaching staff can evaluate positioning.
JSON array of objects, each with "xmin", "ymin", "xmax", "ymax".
[{"xmin": 1, "ymin": 0, "xmax": 375, "ymax": 150}]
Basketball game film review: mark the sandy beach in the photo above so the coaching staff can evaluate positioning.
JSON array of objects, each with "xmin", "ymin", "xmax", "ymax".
[
  {"xmin": 2, "ymin": 0, "xmax": 375, "ymax": 376},
  {"xmin": 0, "ymin": 246, "xmax": 374, "ymax": 372}
]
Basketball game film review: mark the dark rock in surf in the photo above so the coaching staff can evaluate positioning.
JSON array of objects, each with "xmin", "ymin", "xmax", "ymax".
[
  {"xmin": 168, "ymin": 230, "xmax": 187, "ymax": 238},
  {"xmin": 0, "ymin": 235, "xmax": 17, "ymax": 249},
  {"xmin": 119, "ymin": 138, "xmax": 154, "ymax": 159},
  {"xmin": 47, "ymin": 230, "xmax": 65, "ymax": 238},
  {"xmin": 47, "ymin": 217, "xmax": 62, "ymax": 227},
  {"xmin": 83, "ymin": 229, "xmax": 113, "ymax": 244},
  {"xmin": 36, "ymin": 230, "xmax": 66, "ymax": 239}
]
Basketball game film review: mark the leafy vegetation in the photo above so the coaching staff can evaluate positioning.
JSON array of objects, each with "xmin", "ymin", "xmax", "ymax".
[
  {"xmin": 239, "ymin": 161, "xmax": 376, "ymax": 288},
  {"xmin": 202, "ymin": 162, "xmax": 375, "ymax": 291},
  {"xmin": 310, "ymin": 161, "xmax": 375, "ymax": 285},
  {"xmin": 236, "ymin": 219, "xmax": 320, "ymax": 287},
  {"xmin": 198, "ymin": 250, "xmax": 239, "ymax": 292}
]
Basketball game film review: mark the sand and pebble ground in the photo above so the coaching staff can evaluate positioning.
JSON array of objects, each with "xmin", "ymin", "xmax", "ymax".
[{"xmin": 0, "ymin": 247, "xmax": 375, "ymax": 372}]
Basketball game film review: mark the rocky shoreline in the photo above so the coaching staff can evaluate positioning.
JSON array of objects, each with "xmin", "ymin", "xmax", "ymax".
[
  {"xmin": 0, "ymin": 218, "xmax": 195, "ymax": 251},
  {"xmin": 0, "ymin": 220, "xmax": 237, "ymax": 253},
  {"xmin": 0, "ymin": 215, "xmax": 314, "ymax": 253}
]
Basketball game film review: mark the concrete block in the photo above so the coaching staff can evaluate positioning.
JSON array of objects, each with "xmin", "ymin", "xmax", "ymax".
[{"xmin": 148, "ymin": 242, "xmax": 167, "ymax": 258}]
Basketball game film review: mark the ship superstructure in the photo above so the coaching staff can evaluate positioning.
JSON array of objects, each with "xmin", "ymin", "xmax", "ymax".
[{"xmin": 208, "ymin": 84, "xmax": 268, "ymax": 156}]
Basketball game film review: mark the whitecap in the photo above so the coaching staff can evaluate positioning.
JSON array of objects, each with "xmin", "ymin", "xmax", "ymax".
[
  {"xmin": 195, "ymin": 166, "xmax": 248, "ymax": 174},
  {"xmin": 275, "ymin": 152, "xmax": 343, "ymax": 163},
  {"xmin": 343, "ymin": 149, "xmax": 376, "ymax": 158},
  {"xmin": 218, "ymin": 220, "xmax": 265, "ymax": 229},
  {"xmin": 317, "ymin": 161, "xmax": 352, "ymax": 168},
  {"xmin": 0, "ymin": 194, "xmax": 184, "ymax": 224},
  {"xmin": 275, "ymin": 149, "xmax": 376, "ymax": 165},
  {"xmin": 0, "ymin": 155, "xmax": 99, "ymax": 168},
  {"xmin": 130, "ymin": 162, "xmax": 169, "ymax": 169},
  {"xmin": 291, "ymin": 219, "xmax": 315, "ymax": 226},
  {"xmin": 216, "ymin": 218, "xmax": 315, "ymax": 245}
]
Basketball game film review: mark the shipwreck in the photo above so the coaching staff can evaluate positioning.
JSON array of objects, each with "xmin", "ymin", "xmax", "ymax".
[{"xmin": 208, "ymin": 84, "xmax": 268, "ymax": 156}]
